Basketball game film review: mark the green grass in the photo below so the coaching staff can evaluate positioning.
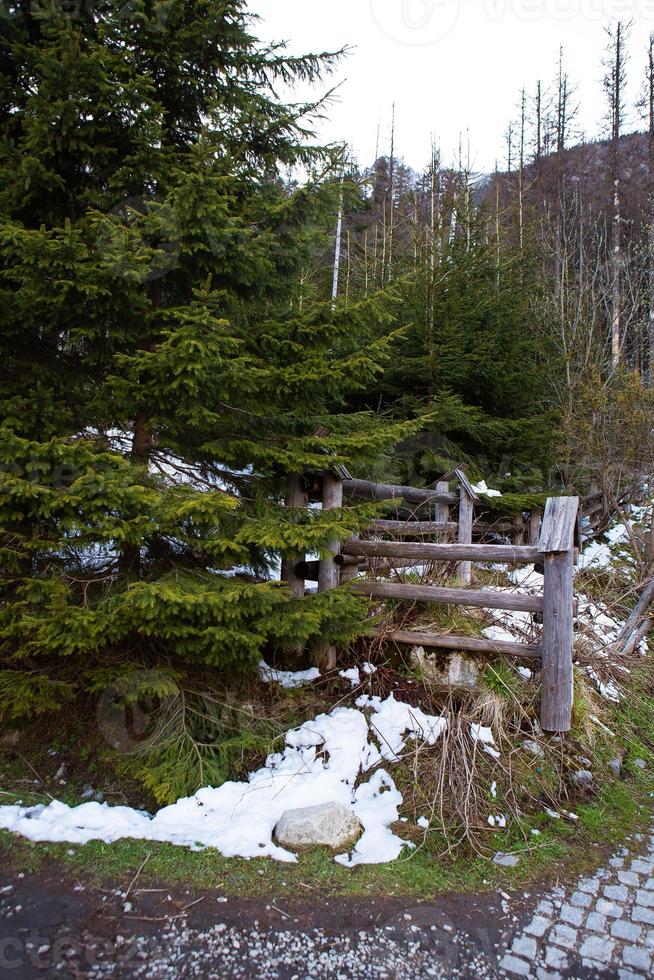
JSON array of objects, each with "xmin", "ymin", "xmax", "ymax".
[
  {"xmin": 2, "ymin": 662, "xmax": 654, "ymax": 900},
  {"xmin": 1, "ymin": 766, "xmax": 652, "ymax": 899}
]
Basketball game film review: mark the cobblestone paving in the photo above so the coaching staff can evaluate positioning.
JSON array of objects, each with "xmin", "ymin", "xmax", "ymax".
[{"xmin": 500, "ymin": 832, "xmax": 654, "ymax": 978}]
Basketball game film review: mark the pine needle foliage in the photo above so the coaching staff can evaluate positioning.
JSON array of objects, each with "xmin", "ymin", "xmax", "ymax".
[{"xmin": 0, "ymin": 0, "xmax": 404, "ymax": 746}]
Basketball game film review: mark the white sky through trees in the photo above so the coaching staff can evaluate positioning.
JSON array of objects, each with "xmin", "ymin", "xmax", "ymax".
[{"xmin": 250, "ymin": 0, "xmax": 654, "ymax": 174}]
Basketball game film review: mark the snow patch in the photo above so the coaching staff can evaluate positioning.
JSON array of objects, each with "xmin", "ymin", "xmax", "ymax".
[
  {"xmin": 0, "ymin": 693, "xmax": 446, "ymax": 868},
  {"xmin": 470, "ymin": 724, "xmax": 500, "ymax": 760},
  {"xmin": 258, "ymin": 661, "xmax": 321, "ymax": 689},
  {"xmin": 471, "ymin": 480, "xmax": 502, "ymax": 498}
]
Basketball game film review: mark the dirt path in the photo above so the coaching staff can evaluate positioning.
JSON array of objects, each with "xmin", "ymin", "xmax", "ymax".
[{"xmin": 1, "ymin": 829, "xmax": 653, "ymax": 978}]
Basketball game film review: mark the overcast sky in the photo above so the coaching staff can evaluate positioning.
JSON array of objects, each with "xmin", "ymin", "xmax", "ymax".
[{"xmin": 249, "ymin": 0, "xmax": 654, "ymax": 175}]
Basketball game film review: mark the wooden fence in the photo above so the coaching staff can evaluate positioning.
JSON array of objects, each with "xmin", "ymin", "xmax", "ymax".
[{"xmin": 282, "ymin": 468, "xmax": 579, "ymax": 734}]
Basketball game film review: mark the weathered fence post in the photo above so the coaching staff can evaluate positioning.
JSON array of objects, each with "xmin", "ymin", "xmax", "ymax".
[
  {"xmin": 456, "ymin": 473, "xmax": 477, "ymax": 585},
  {"xmin": 318, "ymin": 470, "xmax": 343, "ymax": 670},
  {"xmin": 434, "ymin": 481, "xmax": 450, "ymax": 542},
  {"xmin": 280, "ymin": 473, "xmax": 308, "ymax": 599},
  {"xmin": 512, "ymin": 513, "xmax": 525, "ymax": 546},
  {"xmin": 528, "ymin": 508, "xmax": 542, "ymax": 546},
  {"xmin": 539, "ymin": 496, "xmax": 579, "ymax": 734}
]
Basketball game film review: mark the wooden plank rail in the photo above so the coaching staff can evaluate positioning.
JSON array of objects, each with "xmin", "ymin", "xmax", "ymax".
[
  {"xmin": 343, "ymin": 540, "xmax": 542, "ymax": 564},
  {"xmin": 282, "ymin": 464, "xmax": 579, "ymax": 737},
  {"xmin": 378, "ymin": 629, "xmax": 542, "ymax": 660},
  {"xmin": 351, "ymin": 580, "xmax": 545, "ymax": 613},
  {"xmin": 370, "ymin": 520, "xmax": 458, "ymax": 536},
  {"xmin": 342, "ymin": 478, "xmax": 459, "ymax": 506}
]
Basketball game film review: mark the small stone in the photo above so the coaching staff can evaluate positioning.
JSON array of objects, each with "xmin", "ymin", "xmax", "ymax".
[
  {"xmin": 609, "ymin": 757, "xmax": 623, "ymax": 777},
  {"xmin": 523, "ymin": 739, "xmax": 544, "ymax": 757},
  {"xmin": 596, "ymin": 898, "xmax": 623, "ymax": 918},
  {"xmin": 645, "ymin": 929, "xmax": 654, "ymax": 949},
  {"xmin": 273, "ymin": 802, "xmax": 362, "ymax": 851},
  {"xmin": 545, "ymin": 946, "xmax": 568, "ymax": 969},
  {"xmin": 579, "ymin": 936, "xmax": 615, "ymax": 963},
  {"xmin": 559, "ymin": 904, "xmax": 584, "ymax": 927},
  {"xmin": 610, "ymin": 857, "xmax": 625, "ymax": 869},
  {"xmin": 550, "ymin": 924, "xmax": 577, "ymax": 950},
  {"xmin": 604, "ymin": 884, "xmax": 630, "ymax": 902},
  {"xmin": 579, "ymin": 877, "xmax": 600, "ymax": 895},
  {"xmin": 636, "ymin": 889, "xmax": 654, "ymax": 908},
  {"xmin": 644, "ymin": 877, "xmax": 654, "ymax": 890},
  {"xmin": 571, "ymin": 769, "xmax": 594, "ymax": 789},
  {"xmin": 618, "ymin": 871, "xmax": 640, "ymax": 887},
  {"xmin": 633, "ymin": 906, "xmax": 654, "ymax": 926},
  {"xmin": 610, "ymin": 920, "xmax": 642, "ymax": 942},
  {"xmin": 633, "ymin": 758, "xmax": 647, "ymax": 771},
  {"xmin": 569, "ymin": 890, "xmax": 593, "ymax": 909},
  {"xmin": 632, "ymin": 860, "xmax": 654, "ymax": 875},
  {"xmin": 512, "ymin": 936, "xmax": 538, "ymax": 959},
  {"xmin": 585, "ymin": 911, "xmax": 607, "ymax": 932},
  {"xmin": 493, "ymin": 852, "xmax": 519, "ymax": 868},
  {"xmin": 525, "ymin": 915, "xmax": 551, "ymax": 938},
  {"xmin": 500, "ymin": 954, "xmax": 531, "ymax": 976},
  {"xmin": 622, "ymin": 946, "xmax": 651, "ymax": 972}
]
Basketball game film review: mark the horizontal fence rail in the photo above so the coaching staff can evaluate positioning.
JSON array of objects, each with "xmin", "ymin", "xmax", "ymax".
[
  {"xmin": 350, "ymin": 580, "xmax": 546, "ymax": 613},
  {"xmin": 281, "ymin": 466, "xmax": 579, "ymax": 734},
  {"xmin": 343, "ymin": 540, "xmax": 542, "ymax": 564},
  {"xmin": 370, "ymin": 519, "xmax": 458, "ymax": 536},
  {"xmin": 376, "ymin": 629, "xmax": 543, "ymax": 660},
  {"xmin": 342, "ymin": 478, "xmax": 459, "ymax": 506}
]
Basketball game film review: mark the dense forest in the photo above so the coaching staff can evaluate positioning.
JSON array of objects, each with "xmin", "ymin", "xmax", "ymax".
[{"xmin": 2, "ymin": 1, "xmax": 654, "ymax": 799}]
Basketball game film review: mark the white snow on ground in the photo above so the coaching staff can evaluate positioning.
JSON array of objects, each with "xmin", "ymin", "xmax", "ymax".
[
  {"xmin": 339, "ymin": 667, "xmax": 361, "ymax": 687},
  {"xmin": 258, "ymin": 661, "xmax": 321, "ymax": 689},
  {"xmin": 356, "ymin": 695, "xmax": 447, "ymax": 761},
  {"xmin": 480, "ymin": 502, "xmax": 651, "ymax": 701},
  {"xmin": 471, "ymin": 480, "xmax": 502, "ymax": 498},
  {"xmin": 0, "ymin": 694, "xmax": 446, "ymax": 867},
  {"xmin": 469, "ymin": 724, "xmax": 500, "ymax": 760}
]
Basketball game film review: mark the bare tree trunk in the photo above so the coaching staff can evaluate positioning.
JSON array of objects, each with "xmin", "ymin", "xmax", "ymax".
[
  {"xmin": 647, "ymin": 35, "xmax": 654, "ymax": 384},
  {"xmin": 387, "ymin": 102, "xmax": 395, "ymax": 283},
  {"xmin": 331, "ymin": 172, "xmax": 344, "ymax": 310},
  {"xmin": 611, "ymin": 178, "xmax": 622, "ymax": 370}
]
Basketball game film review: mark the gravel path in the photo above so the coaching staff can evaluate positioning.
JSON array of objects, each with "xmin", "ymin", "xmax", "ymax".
[{"xmin": 2, "ymin": 829, "xmax": 654, "ymax": 978}]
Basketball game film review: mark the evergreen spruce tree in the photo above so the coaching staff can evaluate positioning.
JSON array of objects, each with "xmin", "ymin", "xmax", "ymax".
[{"xmin": 0, "ymin": 0, "xmax": 404, "ymax": 796}]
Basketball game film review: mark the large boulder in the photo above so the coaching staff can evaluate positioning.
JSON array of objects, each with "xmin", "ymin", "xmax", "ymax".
[{"xmin": 273, "ymin": 802, "xmax": 362, "ymax": 851}]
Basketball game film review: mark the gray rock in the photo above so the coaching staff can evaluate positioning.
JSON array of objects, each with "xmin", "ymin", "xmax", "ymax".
[
  {"xmin": 274, "ymin": 802, "xmax": 362, "ymax": 851},
  {"xmin": 609, "ymin": 756, "xmax": 623, "ymax": 777},
  {"xmin": 571, "ymin": 769, "xmax": 594, "ymax": 790},
  {"xmin": 410, "ymin": 648, "xmax": 480, "ymax": 691},
  {"xmin": 633, "ymin": 758, "xmax": 647, "ymax": 771},
  {"xmin": 493, "ymin": 852, "xmax": 519, "ymax": 867}
]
